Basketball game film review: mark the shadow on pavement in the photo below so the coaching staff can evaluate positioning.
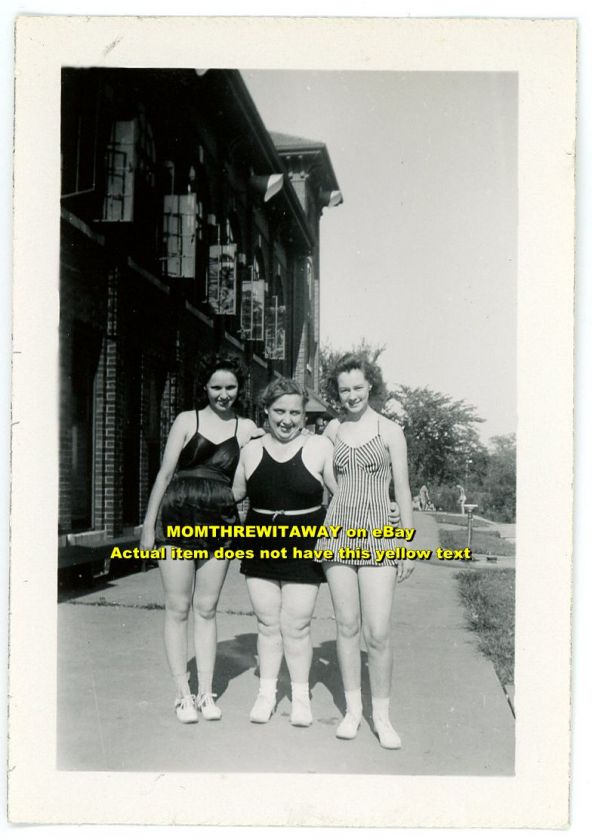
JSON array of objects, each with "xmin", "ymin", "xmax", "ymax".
[
  {"xmin": 185, "ymin": 634, "xmax": 372, "ymax": 729},
  {"xmin": 186, "ymin": 633, "xmax": 259, "ymax": 699},
  {"xmin": 58, "ymin": 560, "xmax": 148, "ymax": 603}
]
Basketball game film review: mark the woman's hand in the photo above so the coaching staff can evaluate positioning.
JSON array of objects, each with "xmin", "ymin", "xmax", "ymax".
[
  {"xmin": 140, "ymin": 525, "xmax": 155, "ymax": 552},
  {"xmin": 388, "ymin": 501, "xmax": 401, "ymax": 526},
  {"xmin": 397, "ymin": 558, "xmax": 415, "ymax": 583}
]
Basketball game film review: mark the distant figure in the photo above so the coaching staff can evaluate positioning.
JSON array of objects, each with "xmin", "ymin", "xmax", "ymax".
[
  {"xmin": 456, "ymin": 484, "xmax": 466, "ymax": 515},
  {"xmin": 419, "ymin": 484, "xmax": 431, "ymax": 511},
  {"xmin": 314, "ymin": 416, "xmax": 328, "ymax": 435}
]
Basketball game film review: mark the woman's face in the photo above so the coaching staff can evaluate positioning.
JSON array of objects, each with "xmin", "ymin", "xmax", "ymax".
[
  {"xmin": 336, "ymin": 368, "xmax": 371, "ymax": 415},
  {"xmin": 205, "ymin": 369, "xmax": 239, "ymax": 413},
  {"xmin": 266, "ymin": 394, "xmax": 306, "ymax": 442}
]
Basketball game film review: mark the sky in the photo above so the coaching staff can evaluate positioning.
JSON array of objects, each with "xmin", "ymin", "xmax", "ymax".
[{"xmin": 243, "ymin": 70, "xmax": 517, "ymax": 443}]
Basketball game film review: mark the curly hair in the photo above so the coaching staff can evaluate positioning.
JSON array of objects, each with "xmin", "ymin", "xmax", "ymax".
[
  {"xmin": 259, "ymin": 377, "xmax": 309, "ymax": 411},
  {"xmin": 195, "ymin": 352, "xmax": 246, "ymax": 407},
  {"xmin": 326, "ymin": 352, "xmax": 387, "ymax": 407}
]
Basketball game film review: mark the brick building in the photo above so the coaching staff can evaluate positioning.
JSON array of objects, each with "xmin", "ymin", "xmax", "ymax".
[{"xmin": 59, "ymin": 68, "xmax": 341, "ymax": 556}]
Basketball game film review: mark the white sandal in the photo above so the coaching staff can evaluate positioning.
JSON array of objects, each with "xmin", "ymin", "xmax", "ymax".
[
  {"xmin": 174, "ymin": 694, "xmax": 198, "ymax": 724},
  {"xmin": 196, "ymin": 692, "xmax": 222, "ymax": 721}
]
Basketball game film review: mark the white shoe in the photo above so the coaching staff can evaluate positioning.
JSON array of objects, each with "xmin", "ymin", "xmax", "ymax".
[
  {"xmin": 290, "ymin": 695, "xmax": 313, "ymax": 727},
  {"xmin": 174, "ymin": 694, "xmax": 198, "ymax": 724},
  {"xmin": 249, "ymin": 692, "xmax": 276, "ymax": 723},
  {"xmin": 373, "ymin": 717, "xmax": 402, "ymax": 749},
  {"xmin": 336, "ymin": 711, "xmax": 361, "ymax": 740},
  {"xmin": 196, "ymin": 692, "xmax": 222, "ymax": 721}
]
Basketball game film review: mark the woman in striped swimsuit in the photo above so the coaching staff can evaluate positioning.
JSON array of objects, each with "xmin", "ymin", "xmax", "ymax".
[{"xmin": 314, "ymin": 353, "xmax": 414, "ymax": 749}]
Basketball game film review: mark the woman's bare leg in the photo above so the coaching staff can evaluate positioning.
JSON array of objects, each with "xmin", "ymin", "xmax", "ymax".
[
  {"xmin": 246, "ymin": 576, "xmax": 283, "ymax": 680},
  {"xmin": 246, "ymin": 576, "xmax": 283, "ymax": 722},
  {"xmin": 358, "ymin": 566, "xmax": 397, "ymax": 698},
  {"xmin": 358, "ymin": 565, "xmax": 401, "ymax": 748},
  {"xmin": 280, "ymin": 581, "xmax": 319, "ymax": 726},
  {"xmin": 323, "ymin": 562, "xmax": 361, "ymax": 691},
  {"xmin": 279, "ymin": 581, "xmax": 319, "ymax": 683},
  {"xmin": 192, "ymin": 555, "xmax": 230, "ymax": 696},
  {"xmin": 323, "ymin": 562, "xmax": 363, "ymax": 738},
  {"xmin": 158, "ymin": 546, "xmax": 196, "ymax": 693}
]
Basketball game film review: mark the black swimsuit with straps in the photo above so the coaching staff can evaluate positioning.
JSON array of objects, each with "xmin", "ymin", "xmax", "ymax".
[
  {"xmin": 238, "ymin": 442, "xmax": 326, "ymax": 584},
  {"xmin": 156, "ymin": 409, "xmax": 240, "ymax": 553}
]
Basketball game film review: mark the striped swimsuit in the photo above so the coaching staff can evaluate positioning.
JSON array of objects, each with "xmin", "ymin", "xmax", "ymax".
[{"xmin": 314, "ymin": 420, "xmax": 399, "ymax": 567}]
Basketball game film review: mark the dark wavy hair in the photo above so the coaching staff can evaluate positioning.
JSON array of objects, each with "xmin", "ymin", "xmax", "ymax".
[
  {"xmin": 326, "ymin": 352, "xmax": 387, "ymax": 408},
  {"xmin": 259, "ymin": 377, "xmax": 308, "ymax": 411},
  {"xmin": 195, "ymin": 352, "xmax": 246, "ymax": 408}
]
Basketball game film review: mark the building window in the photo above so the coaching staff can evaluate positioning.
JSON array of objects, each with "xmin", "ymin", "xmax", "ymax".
[
  {"xmin": 240, "ymin": 264, "xmax": 265, "ymax": 341},
  {"xmin": 162, "ymin": 193, "xmax": 203, "ymax": 279},
  {"xmin": 69, "ymin": 322, "xmax": 101, "ymax": 531},
  {"xmin": 265, "ymin": 293, "xmax": 286, "ymax": 361},
  {"xmin": 206, "ymin": 213, "xmax": 240, "ymax": 315},
  {"xmin": 101, "ymin": 109, "xmax": 156, "ymax": 222},
  {"xmin": 61, "ymin": 105, "xmax": 99, "ymax": 199}
]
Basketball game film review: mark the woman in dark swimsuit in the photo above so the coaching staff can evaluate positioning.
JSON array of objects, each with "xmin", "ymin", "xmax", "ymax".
[
  {"xmin": 140, "ymin": 355, "xmax": 259, "ymax": 724},
  {"xmin": 232, "ymin": 378, "xmax": 337, "ymax": 727}
]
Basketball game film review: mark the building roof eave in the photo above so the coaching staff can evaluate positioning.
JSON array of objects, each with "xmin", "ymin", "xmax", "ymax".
[
  {"xmin": 269, "ymin": 131, "xmax": 341, "ymax": 193},
  {"xmin": 225, "ymin": 72, "xmax": 315, "ymax": 252}
]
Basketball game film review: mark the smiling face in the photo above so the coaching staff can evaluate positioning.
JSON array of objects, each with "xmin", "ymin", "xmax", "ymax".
[
  {"xmin": 205, "ymin": 369, "xmax": 239, "ymax": 413},
  {"xmin": 266, "ymin": 393, "xmax": 306, "ymax": 442},
  {"xmin": 336, "ymin": 368, "xmax": 372, "ymax": 415}
]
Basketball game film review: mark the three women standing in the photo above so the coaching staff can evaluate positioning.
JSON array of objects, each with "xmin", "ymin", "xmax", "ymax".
[{"xmin": 140, "ymin": 351, "xmax": 414, "ymax": 751}]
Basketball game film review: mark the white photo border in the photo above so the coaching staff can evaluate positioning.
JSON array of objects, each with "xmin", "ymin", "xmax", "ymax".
[{"xmin": 10, "ymin": 15, "xmax": 575, "ymax": 827}]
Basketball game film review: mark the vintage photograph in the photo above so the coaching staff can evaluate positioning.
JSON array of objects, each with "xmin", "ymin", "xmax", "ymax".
[
  {"xmin": 9, "ymin": 15, "xmax": 575, "ymax": 827},
  {"xmin": 57, "ymin": 65, "xmax": 516, "ymax": 775}
]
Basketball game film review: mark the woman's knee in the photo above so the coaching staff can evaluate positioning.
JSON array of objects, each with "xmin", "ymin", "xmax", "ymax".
[
  {"xmin": 280, "ymin": 609, "xmax": 311, "ymax": 641},
  {"xmin": 335, "ymin": 614, "xmax": 360, "ymax": 640},
  {"xmin": 256, "ymin": 611, "xmax": 281, "ymax": 638},
  {"xmin": 165, "ymin": 594, "xmax": 192, "ymax": 622},
  {"xmin": 193, "ymin": 593, "xmax": 218, "ymax": 621},
  {"xmin": 362, "ymin": 623, "xmax": 391, "ymax": 651}
]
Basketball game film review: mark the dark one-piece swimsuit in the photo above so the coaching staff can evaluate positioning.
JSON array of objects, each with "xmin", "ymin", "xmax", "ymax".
[
  {"xmin": 156, "ymin": 410, "xmax": 240, "ymax": 553},
  {"xmin": 238, "ymin": 443, "xmax": 326, "ymax": 584}
]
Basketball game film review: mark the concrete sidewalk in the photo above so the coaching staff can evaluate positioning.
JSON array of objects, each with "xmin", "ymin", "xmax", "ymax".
[{"xmin": 58, "ymin": 513, "xmax": 514, "ymax": 774}]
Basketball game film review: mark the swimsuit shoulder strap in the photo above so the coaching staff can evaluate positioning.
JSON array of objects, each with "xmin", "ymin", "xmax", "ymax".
[{"xmin": 234, "ymin": 416, "xmax": 239, "ymax": 436}]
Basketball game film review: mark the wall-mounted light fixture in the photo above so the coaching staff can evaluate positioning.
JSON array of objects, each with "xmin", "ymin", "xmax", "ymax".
[
  {"xmin": 249, "ymin": 174, "xmax": 284, "ymax": 203},
  {"xmin": 319, "ymin": 189, "xmax": 343, "ymax": 208}
]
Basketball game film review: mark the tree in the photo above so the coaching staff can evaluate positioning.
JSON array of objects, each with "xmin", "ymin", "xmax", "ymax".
[
  {"xmin": 479, "ymin": 434, "xmax": 516, "ymax": 522},
  {"xmin": 384, "ymin": 385, "xmax": 488, "ymax": 492},
  {"xmin": 319, "ymin": 341, "xmax": 489, "ymax": 496},
  {"xmin": 320, "ymin": 339, "xmax": 387, "ymax": 414}
]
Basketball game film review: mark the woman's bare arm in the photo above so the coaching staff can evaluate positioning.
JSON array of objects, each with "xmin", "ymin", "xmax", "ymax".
[
  {"xmin": 232, "ymin": 453, "xmax": 248, "ymax": 502},
  {"xmin": 384, "ymin": 421, "xmax": 413, "ymax": 529},
  {"xmin": 139, "ymin": 413, "xmax": 192, "ymax": 549},
  {"xmin": 319, "ymin": 437, "xmax": 338, "ymax": 495}
]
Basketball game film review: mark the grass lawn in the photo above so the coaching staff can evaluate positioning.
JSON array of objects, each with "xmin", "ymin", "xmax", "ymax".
[
  {"xmin": 439, "ymin": 527, "xmax": 515, "ymax": 556},
  {"xmin": 433, "ymin": 512, "xmax": 492, "ymax": 528},
  {"xmin": 455, "ymin": 568, "xmax": 515, "ymax": 685}
]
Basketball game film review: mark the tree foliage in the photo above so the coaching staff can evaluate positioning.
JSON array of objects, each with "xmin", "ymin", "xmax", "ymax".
[
  {"xmin": 385, "ymin": 385, "xmax": 488, "ymax": 491},
  {"xmin": 320, "ymin": 339, "xmax": 387, "ymax": 414},
  {"xmin": 478, "ymin": 434, "xmax": 516, "ymax": 522},
  {"xmin": 320, "ymin": 341, "xmax": 491, "ymax": 498}
]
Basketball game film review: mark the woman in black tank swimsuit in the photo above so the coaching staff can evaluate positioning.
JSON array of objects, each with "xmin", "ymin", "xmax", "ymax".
[
  {"xmin": 232, "ymin": 378, "xmax": 337, "ymax": 727},
  {"xmin": 140, "ymin": 355, "xmax": 260, "ymax": 724}
]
